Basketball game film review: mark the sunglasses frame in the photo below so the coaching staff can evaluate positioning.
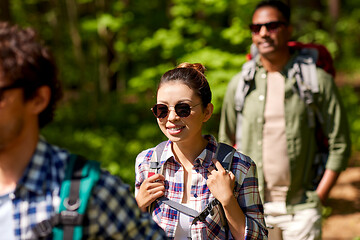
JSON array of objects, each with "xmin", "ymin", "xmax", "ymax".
[
  {"xmin": 151, "ymin": 102, "xmax": 202, "ymax": 119},
  {"xmin": 0, "ymin": 81, "xmax": 25, "ymax": 99},
  {"xmin": 249, "ymin": 21, "xmax": 288, "ymax": 34}
]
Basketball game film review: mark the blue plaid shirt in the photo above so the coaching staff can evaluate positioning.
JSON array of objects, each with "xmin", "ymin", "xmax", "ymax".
[{"xmin": 11, "ymin": 138, "xmax": 167, "ymax": 240}]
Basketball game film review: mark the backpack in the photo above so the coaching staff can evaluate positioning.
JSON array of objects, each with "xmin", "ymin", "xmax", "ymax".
[
  {"xmin": 236, "ymin": 41, "xmax": 332, "ymax": 188},
  {"xmin": 31, "ymin": 154, "xmax": 101, "ymax": 239},
  {"xmin": 148, "ymin": 141, "xmax": 236, "ymax": 240}
]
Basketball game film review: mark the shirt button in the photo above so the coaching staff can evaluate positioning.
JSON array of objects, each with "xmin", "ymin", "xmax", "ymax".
[
  {"xmin": 259, "ymin": 95, "xmax": 264, "ymax": 101},
  {"xmin": 258, "ymin": 162, "xmax": 263, "ymax": 168},
  {"xmin": 9, "ymin": 193, "xmax": 15, "ymax": 199},
  {"xmin": 257, "ymin": 140, "xmax": 262, "ymax": 146},
  {"xmin": 194, "ymin": 194, "xmax": 198, "ymax": 198},
  {"xmin": 261, "ymin": 73, "xmax": 267, "ymax": 78},
  {"xmin": 257, "ymin": 118, "xmax": 262, "ymax": 123}
]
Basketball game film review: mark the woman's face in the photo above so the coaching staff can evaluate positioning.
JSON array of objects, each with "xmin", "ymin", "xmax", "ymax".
[{"xmin": 155, "ymin": 81, "xmax": 213, "ymax": 145}]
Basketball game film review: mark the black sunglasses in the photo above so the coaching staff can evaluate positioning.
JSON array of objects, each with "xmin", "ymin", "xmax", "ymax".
[
  {"xmin": 151, "ymin": 103, "xmax": 202, "ymax": 118},
  {"xmin": 0, "ymin": 81, "xmax": 24, "ymax": 99},
  {"xmin": 249, "ymin": 21, "xmax": 287, "ymax": 34}
]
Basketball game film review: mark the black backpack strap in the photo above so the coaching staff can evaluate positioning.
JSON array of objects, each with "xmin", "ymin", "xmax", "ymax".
[
  {"xmin": 212, "ymin": 143, "xmax": 236, "ymax": 239},
  {"xmin": 31, "ymin": 154, "xmax": 100, "ymax": 240},
  {"xmin": 61, "ymin": 154, "xmax": 87, "ymax": 239},
  {"xmin": 215, "ymin": 143, "xmax": 236, "ymax": 171}
]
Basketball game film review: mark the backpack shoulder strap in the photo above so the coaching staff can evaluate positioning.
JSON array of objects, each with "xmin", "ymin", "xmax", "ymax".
[
  {"xmin": 211, "ymin": 142, "xmax": 236, "ymax": 239},
  {"xmin": 148, "ymin": 141, "xmax": 167, "ymax": 177},
  {"xmin": 32, "ymin": 154, "xmax": 101, "ymax": 240},
  {"xmin": 148, "ymin": 141, "xmax": 236, "ymax": 239},
  {"xmin": 215, "ymin": 142, "xmax": 236, "ymax": 171},
  {"xmin": 234, "ymin": 59, "xmax": 256, "ymax": 113},
  {"xmin": 233, "ymin": 59, "xmax": 256, "ymax": 150},
  {"xmin": 288, "ymin": 50, "xmax": 323, "ymax": 128},
  {"xmin": 148, "ymin": 141, "xmax": 167, "ymax": 213}
]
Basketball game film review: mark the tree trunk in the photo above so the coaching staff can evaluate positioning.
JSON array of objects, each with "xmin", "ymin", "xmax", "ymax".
[
  {"xmin": 328, "ymin": 0, "xmax": 340, "ymax": 36},
  {"xmin": 65, "ymin": 0, "xmax": 85, "ymax": 82},
  {"xmin": 0, "ymin": 0, "xmax": 11, "ymax": 22}
]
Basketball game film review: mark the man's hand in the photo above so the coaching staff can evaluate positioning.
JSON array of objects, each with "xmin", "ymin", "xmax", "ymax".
[{"xmin": 316, "ymin": 169, "xmax": 340, "ymax": 205}]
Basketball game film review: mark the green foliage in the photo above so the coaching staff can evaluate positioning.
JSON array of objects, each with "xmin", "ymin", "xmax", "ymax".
[
  {"xmin": 9, "ymin": 0, "xmax": 360, "ymax": 186},
  {"xmin": 339, "ymin": 86, "xmax": 360, "ymax": 153},
  {"xmin": 42, "ymin": 92, "xmax": 165, "ymax": 186}
]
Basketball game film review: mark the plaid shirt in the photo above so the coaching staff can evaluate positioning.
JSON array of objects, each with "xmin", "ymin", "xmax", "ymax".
[
  {"xmin": 135, "ymin": 135, "xmax": 268, "ymax": 240},
  {"xmin": 11, "ymin": 138, "xmax": 167, "ymax": 240}
]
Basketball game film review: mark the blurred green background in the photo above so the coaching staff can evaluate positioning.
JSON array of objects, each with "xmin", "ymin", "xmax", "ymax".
[{"xmin": 1, "ymin": 0, "xmax": 359, "ymax": 187}]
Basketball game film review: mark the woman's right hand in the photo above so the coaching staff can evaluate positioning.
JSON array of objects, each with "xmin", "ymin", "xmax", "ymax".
[{"xmin": 135, "ymin": 173, "xmax": 166, "ymax": 209}]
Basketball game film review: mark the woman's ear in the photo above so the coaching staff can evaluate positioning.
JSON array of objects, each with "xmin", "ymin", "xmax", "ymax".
[
  {"xmin": 203, "ymin": 103, "xmax": 213, "ymax": 123},
  {"xmin": 29, "ymin": 85, "xmax": 51, "ymax": 114}
]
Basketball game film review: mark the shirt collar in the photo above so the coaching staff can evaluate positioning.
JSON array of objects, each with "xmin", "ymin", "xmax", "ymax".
[
  {"xmin": 159, "ymin": 135, "xmax": 218, "ymax": 169},
  {"xmin": 16, "ymin": 137, "xmax": 68, "ymax": 195}
]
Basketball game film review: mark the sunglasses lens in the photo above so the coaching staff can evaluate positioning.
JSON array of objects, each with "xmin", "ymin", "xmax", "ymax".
[
  {"xmin": 266, "ymin": 22, "xmax": 282, "ymax": 32},
  {"xmin": 152, "ymin": 104, "xmax": 168, "ymax": 118},
  {"xmin": 152, "ymin": 103, "xmax": 193, "ymax": 118},
  {"xmin": 249, "ymin": 24, "xmax": 261, "ymax": 33},
  {"xmin": 250, "ymin": 21, "xmax": 285, "ymax": 34},
  {"xmin": 175, "ymin": 103, "xmax": 191, "ymax": 117}
]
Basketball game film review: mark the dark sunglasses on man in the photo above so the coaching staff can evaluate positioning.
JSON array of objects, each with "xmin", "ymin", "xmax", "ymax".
[
  {"xmin": 151, "ymin": 103, "xmax": 202, "ymax": 119},
  {"xmin": 249, "ymin": 21, "xmax": 288, "ymax": 34},
  {"xmin": 0, "ymin": 81, "xmax": 24, "ymax": 100}
]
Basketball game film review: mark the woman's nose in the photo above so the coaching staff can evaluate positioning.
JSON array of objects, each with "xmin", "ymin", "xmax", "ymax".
[{"xmin": 167, "ymin": 107, "xmax": 179, "ymax": 120}]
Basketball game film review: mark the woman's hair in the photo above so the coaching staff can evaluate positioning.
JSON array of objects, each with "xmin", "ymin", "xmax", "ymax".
[
  {"xmin": 159, "ymin": 62, "xmax": 212, "ymax": 107},
  {"xmin": 0, "ymin": 22, "xmax": 62, "ymax": 128}
]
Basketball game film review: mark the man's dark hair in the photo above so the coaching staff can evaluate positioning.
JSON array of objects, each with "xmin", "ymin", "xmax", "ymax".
[
  {"xmin": 254, "ymin": 0, "xmax": 291, "ymax": 23},
  {"xmin": 0, "ymin": 22, "xmax": 62, "ymax": 128}
]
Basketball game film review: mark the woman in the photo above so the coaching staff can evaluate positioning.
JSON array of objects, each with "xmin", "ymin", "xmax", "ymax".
[{"xmin": 135, "ymin": 63, "xmax": 267, "ymax": 239}]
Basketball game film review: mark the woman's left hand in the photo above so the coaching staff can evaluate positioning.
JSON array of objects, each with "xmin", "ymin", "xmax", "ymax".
[{"xmin": 207, "ymin": 158, "xmax": 236, "ymax": 205}]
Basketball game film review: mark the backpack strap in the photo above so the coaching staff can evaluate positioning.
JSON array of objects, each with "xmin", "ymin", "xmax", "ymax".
[
  {"xmin": 215, "ymin": 142, "xmax": 236, "ymax": 171},
  {"xmin": 32, "ymin": 154, "xmax": 100, "ymax": 240},
  {"xmin": 233, "ymin": 59, "xmax": 256, "ymax": 150},
  {"xmin": 288, "ymin": 51, "xmax": 324, "ymax": 128},
  {"xmin": 148, "ymin": 141, "xmax": 167, "ymax": 177},
  {"xmin": 235, "ymin": 59, "xmax": 256, "ymax": 113},
  {"xmin": 148, "ymin": 141, "xmax": 235, "ymax": 239},
  {"xmin": 148, "ymin": 141, "xmax": 167, "ymax": 213}
]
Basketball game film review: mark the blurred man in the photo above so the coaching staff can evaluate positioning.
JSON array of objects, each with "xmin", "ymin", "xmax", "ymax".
[
  {"xmin": 0, "ymin": 22, "xmax": 167, "ymax": 239},
  {"xmin": 219, "ymin": 1, "xmax": 351, "ymax": 239}
]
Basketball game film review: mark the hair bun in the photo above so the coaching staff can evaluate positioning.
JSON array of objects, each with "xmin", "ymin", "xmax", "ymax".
[{"xmin": 177, "ymin": 62, "xmax": 206, "ymax": 75}]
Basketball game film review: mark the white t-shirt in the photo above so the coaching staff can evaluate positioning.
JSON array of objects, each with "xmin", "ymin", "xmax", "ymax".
[
  {"xmin": 0, "ymin": 192, "xmax": 15, "ymax": 240},
  {"xmin": 174, "ymin": 202, "xmax": 193, "ymax": 240}
]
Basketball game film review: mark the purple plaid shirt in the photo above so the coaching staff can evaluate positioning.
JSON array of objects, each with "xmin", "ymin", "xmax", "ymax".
[{"xmin": 135, "ymin": 135, "xmax": 268, "ymax": 239}]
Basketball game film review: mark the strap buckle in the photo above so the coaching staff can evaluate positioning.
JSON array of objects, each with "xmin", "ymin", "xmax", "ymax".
[
  {"xmin": 63, "ymin": 197, "xmax": 81, "ymax": 211},
  {"xmin": 32, "ymin": 219, "xmax": 53, "ymax": 237}
]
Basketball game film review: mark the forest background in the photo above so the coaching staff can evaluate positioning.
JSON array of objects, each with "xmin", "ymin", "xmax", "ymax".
[{"xmin": 1, "ymin": 0, "xmax": 359, "ymax": 235}]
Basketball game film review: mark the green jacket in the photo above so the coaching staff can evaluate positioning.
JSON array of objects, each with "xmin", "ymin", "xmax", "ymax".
[{"xmin": 218, "ymin": 53, "xmax": 351, "ymax": 213}]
